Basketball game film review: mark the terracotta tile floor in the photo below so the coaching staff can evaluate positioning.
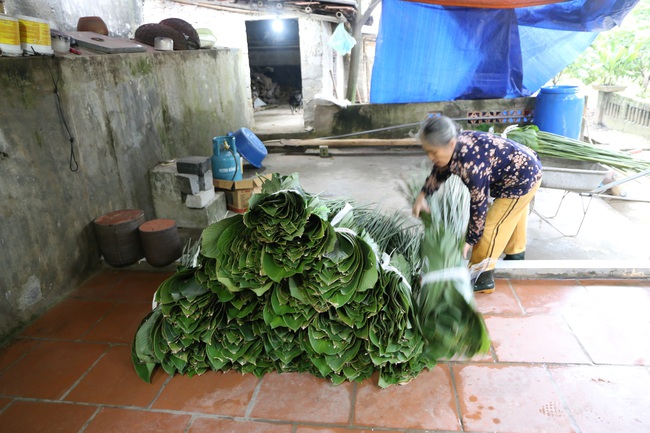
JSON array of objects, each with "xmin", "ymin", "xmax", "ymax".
[{"xmin": 1, "ymin": 271, "xmax": 649, "ymax": 433}]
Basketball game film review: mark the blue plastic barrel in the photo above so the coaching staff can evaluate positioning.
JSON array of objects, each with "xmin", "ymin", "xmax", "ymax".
[{"xmin": 534, "ymin": 85, "xmax": 585, "ymax": 140}]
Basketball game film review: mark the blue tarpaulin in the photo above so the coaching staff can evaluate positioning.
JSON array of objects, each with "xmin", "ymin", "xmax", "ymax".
[{"xmin": 369, "ymin": 0, "xmax": 639, "ymax": 103}]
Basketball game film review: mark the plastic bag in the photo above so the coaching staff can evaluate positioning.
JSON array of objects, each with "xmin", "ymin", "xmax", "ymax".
[{"xmin": 328, "ymin": 23, "xmax": 356, "ymax": 55}]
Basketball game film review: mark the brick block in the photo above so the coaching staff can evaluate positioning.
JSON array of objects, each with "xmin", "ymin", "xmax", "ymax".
[
  {"xmin": 185, "ymin": 188, "xmax": 216, "ymax": 209},
  {"xmin": 176, "ymin": 156, "xmax": 211, "ymax": 176},
  {"xmin": 176, "ymin": 174, "xmax": 200, "ymax": 195}
]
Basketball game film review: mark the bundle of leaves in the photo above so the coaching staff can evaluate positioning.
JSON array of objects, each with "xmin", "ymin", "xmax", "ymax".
[
  {"xmin": 242, "ymin": 173, "xmax": 337, "ymax": 281},
  {"xmin": 205, "ymin": 318, "xmax": 275, "ymax": 376},
  {"xmin": 132, "ymin": 269, "xmax": 222, "ymax": 380},
  {"xmin": 132, "ymin": 172, "xmax": 489, "ymax": 387},
  {"xmin": 404, "ymin": 174, "xmax": 491, "ymax": 360},
  {"xmin": 200, "ymin": 216, "xmax": 273, "ymax": 296},
  {"xmin": 324, "ymin": 200, "xmax": 422, "ymax": 278},
  {"xmin": 299, "ymin": 228, "xmax": 378, "ymax": 308}
]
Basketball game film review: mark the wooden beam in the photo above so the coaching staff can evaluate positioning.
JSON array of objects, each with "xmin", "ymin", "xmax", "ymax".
[
  {"xmin": 171, "ymin": 0, "xmax": 349, "ymax": 21},
  {"xmin": 278, "ymin": 138, "xmax": 419, "ymax": 147}
]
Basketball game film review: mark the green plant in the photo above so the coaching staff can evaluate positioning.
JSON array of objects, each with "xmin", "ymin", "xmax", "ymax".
[
  {"xmin": 584, "ymin": 35, "xmax": 638, "ymax": 86},
  {"xmin": 625, "ymin": 0, "xmax": 650, "ymax": 95},
  {"xmin": 560, "ymin": 1, "xmax": 649, "ymax": 92}
]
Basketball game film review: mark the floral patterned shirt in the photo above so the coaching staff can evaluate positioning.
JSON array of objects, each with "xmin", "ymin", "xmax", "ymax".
[{"xmin": 421, "ymin": 130, "xmax": 542, "ymax": 246}]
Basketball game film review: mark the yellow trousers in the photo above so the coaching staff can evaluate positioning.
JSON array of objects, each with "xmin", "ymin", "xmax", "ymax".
[{"xmin": 469, "ymin": 181, "xmax": 540, "ymax": 271}]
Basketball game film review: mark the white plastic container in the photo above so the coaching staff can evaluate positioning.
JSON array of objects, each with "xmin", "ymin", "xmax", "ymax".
[
  {"xmin": 51, "ymin": 34, "xmax": 70, "ymax": 53},
  {"xmin": 0, "ymin": 15, "xmax": 22, "ymax": 56},
  {"xmin": 154, "ymin": 36, "xmax": 173, "ymax": 51},
  {"xmin": 16, "ymin": 15, "xmax": 53, "ymax": 55}
]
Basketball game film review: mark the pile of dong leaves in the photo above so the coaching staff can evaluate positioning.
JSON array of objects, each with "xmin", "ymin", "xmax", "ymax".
[{"xmin": 132, "ymin": 173, "xmax": 490, "ymax": 388}]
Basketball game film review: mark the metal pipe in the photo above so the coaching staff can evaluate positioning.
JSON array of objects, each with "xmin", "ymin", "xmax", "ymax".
[{"xmin": 588, "ymin": 167, "xmax": 650, "ymax": 194}]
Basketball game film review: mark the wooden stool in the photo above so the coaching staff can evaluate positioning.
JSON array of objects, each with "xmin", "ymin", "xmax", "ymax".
[
  {"xmin": 138, "ymin": 219, "xmax": 182, "ymax": 267},
  {"xmin": 93, "ymin": 209, "xmax": 145, "ymax": 267}
]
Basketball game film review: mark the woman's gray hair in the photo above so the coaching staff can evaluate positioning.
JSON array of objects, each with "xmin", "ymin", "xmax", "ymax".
[{"xmin": 418, "ymin": 115, "xmax": 458, "ymax": 147}]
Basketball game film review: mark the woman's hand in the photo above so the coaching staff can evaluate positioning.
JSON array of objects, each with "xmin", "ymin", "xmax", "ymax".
[
  {"xmin": 412, "ymin": 191, "xmax": 429, "ymax": 217},
  {"xmin": 463, "ymin": 243, "xmax": 472, "ymax": 259}
]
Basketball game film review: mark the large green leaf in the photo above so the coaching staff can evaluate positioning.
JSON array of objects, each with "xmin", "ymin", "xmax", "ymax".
[
  {"xmin": 131, "ymin": 308, "xmax": 163, "ymax": 383},
  {"xmin": 201, "ymin": 215, "xmax": 243, "ymax": 259},
  {"xmin": 133, "ymin": 308, "xmax": 163, "ymax": 364}
]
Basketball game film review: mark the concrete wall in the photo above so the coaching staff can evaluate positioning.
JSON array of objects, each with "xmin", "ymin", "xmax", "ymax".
[
  {"xmin": 0, "ymin": 48, "xmax": 253, "ymax": 341},
  {"xmin": 299, "ymin": 18, "xmax": 339, "ymax": 127},
  {"xmin": 597, "ymin": 91, "xmax": 650, "ymax": 139},
  {"xmin": 143, "ymin": 0, "xmax": 338, "ymax": 127},
  {"xmin": 314, "ymin": 98, "xmax": 537, "ymax": 138},
  {"xmin": 3, "ymin": 0, "xmax": 142, "ymax": 38},
  {"xmin": 4, "ymin": 0, "xmax": 338, "ymax": 128}
]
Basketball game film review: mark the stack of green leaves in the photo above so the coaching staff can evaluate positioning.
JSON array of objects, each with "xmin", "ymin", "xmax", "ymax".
[
  {"xmin": 205, "ymin": 318, "xmax": 275, "ymax": 376},
  {"xmin": 299, "ymin": 228, "xmax": 378, "ymax": 308},
  {"xmin": 132, "ymin": 172, "xmax": 490, "ymax": 387},
  {"xmin": 244, "ymin": 173, "xmax": 336, "ymax": 281},
  {"xmin": 131, "ymin": 269, "xmax": 223, "ymax": 380},
  {"xmin": 370, "ymin": 254, "xmax": 434, "ymax": 387}
]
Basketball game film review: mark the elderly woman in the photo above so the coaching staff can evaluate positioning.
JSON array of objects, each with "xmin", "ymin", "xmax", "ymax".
[{"xmin": 413, "ymin": 115, "xmax": 542, "ymax": 293}]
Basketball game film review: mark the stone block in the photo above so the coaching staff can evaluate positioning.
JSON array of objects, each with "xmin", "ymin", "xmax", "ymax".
[
  {"xmin": 149, "ymin": 163, "xmax": 227, "ymax": 229},
  {"xmin": 177, "ymin": 171, "xmax": 214, "ymax": 194},
  {"xmin": 185, "ymin": 188, "xmax": 216, "ymax": 209},
  {"xmin": 199, "ymin": 170, "xmax": 213, "ymax": 191},
  {"xmin": 176, "ymin": 173, "xmax": 200, "ymax": 195},
  {"xmin": 176, "ymin": 156, "xmax": 211, "ymax": 176}
]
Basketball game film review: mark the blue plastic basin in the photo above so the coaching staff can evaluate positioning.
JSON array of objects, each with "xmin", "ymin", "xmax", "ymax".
[{"xmin": 228, "ymin": 128, "xmax": 267, "ymax": 168}]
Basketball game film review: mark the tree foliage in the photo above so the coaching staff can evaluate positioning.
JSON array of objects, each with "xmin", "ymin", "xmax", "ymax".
[{"xmin": 560, "ymin": 1, "xmax": 650, "ymax": 96}]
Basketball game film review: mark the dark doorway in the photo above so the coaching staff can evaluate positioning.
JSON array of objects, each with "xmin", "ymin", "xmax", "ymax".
[{"xmin": 246, "ymin": 19, "xmax": 302, "ymax": 107}]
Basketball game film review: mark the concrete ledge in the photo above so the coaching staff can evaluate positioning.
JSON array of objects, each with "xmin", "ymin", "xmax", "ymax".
[{"xmin": 495, "ymin": 260, "xmax": 650, "ymax": 280}]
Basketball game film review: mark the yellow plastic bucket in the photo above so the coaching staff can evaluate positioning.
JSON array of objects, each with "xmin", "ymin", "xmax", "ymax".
[
  {"xmin": 0, "ymin": 15, "xmax": 22, "ymax": 56},
  {"xmin": 16, "ymin": 15, "xmax": 52, "ymax": 55}
]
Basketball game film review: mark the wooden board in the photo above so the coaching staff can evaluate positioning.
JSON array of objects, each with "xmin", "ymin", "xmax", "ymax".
[{"xmin": 66, "ymin": 31, "xmax": 147, "ymax": 54}]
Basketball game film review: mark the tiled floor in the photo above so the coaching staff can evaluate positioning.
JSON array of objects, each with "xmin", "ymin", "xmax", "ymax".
[{"xmin": 1, "ymin": 271, "xmax": 649, "ymax": 433}]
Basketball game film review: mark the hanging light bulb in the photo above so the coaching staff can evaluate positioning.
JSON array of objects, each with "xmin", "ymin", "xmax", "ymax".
[{"xmin": 272, "ymin": 17, "xmax": 283, "ymax": 32}]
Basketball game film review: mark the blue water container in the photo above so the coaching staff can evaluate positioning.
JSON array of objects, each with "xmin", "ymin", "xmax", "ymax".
[
  {"xmin": 212, "ymin": 135, "xmax": 243, "ymax": 181},
  {"xmin": 534, "ymin": 85, "xmax": 585, "ymax": 140}
]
